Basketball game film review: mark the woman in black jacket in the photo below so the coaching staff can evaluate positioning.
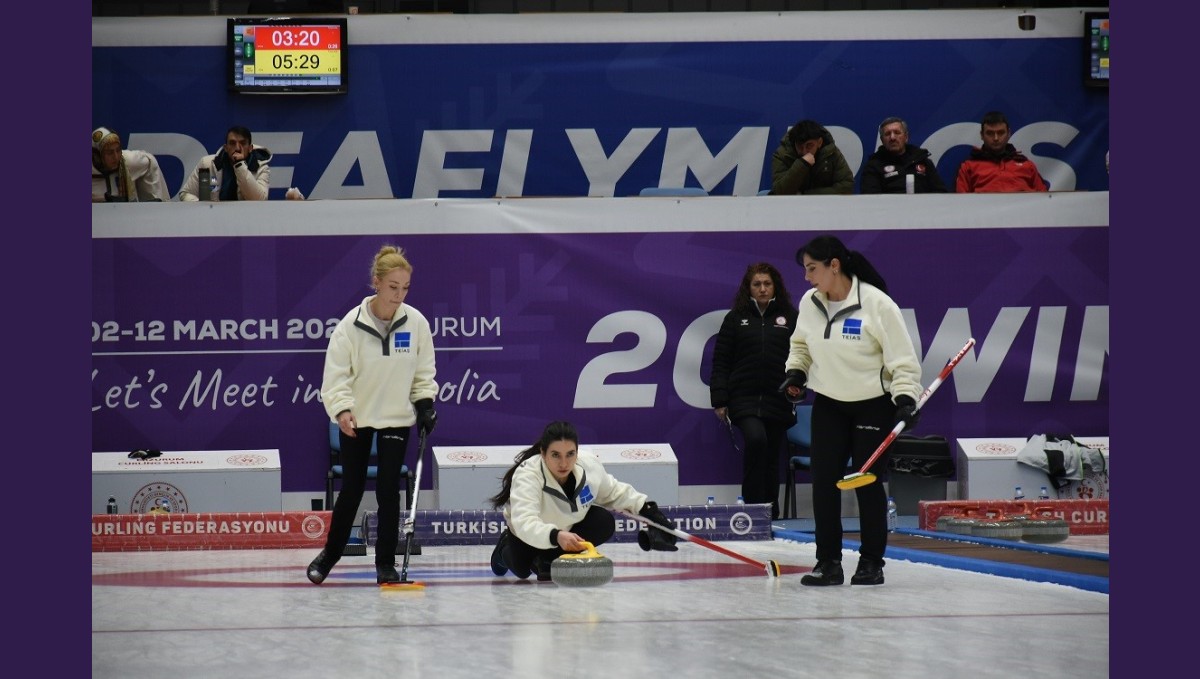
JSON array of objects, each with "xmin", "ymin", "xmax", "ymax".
[{"xmin": 709, "ymin": 262, "xmax": 798, "ymax": 519}]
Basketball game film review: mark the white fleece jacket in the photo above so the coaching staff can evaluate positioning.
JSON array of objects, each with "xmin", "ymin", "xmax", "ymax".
[
  {"xmin": 785, "ymin": 275, "xmax": 921, "ymax": 404},
  {"xmin": 321, "ymin": 297, "xmax": 437, "ymax": 428},
  {"xmin": 504, "ymin": 450, "xmax": 648, "ymax": 550}
]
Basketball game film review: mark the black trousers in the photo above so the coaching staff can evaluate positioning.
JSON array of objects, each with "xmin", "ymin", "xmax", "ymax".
[
  {"xmin": 323, "ymin": 426, "xmax": 412, "ymax": 566},
  {"xmin": 733, "ymin": 415, "xmax": 789, "ymax": 519},
  {"xmin": 504, "ymin": 505, "xmax": 616, "ymax": 578},
  {"xmin": 809, "ymin": 393, "xmax": 893, "ymax": 565}
]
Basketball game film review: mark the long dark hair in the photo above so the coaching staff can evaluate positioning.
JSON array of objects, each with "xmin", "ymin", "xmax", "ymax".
[
  {"xmin": 488, "ymin": 421, "xmax": 579, "ymax": 509},
  {"xmin": 731, "ymin": 262, "xmax": 793, "ymax": 314},
  {"xmin": 797, "ymin": 235, "xmax": 889, "ymax": 294}
]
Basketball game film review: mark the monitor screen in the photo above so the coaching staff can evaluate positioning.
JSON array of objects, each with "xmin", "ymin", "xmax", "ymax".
[
  {"xmin": 1084, "ymin": 12, "xmax": 1109, "ymax": 89},
  {"xmin": 227, "ymin": 17, "xmax": 348, "ymax": 95}
]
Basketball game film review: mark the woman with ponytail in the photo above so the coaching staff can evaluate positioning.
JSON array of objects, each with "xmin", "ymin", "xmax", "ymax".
[{"xmin": 779, "ymin": 235, "xmax": 922, "ymax": 587}]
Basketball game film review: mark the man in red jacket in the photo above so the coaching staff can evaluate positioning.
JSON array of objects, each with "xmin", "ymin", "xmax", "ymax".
[{"xmin": 955, "ymin": 111, "xmax": 1048, "ymax": 193}]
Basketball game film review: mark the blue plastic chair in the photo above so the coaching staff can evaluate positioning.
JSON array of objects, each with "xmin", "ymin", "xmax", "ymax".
[
  {"xmin": 326, "ymin": 421, "xmax": 412, "ymax": 512},
  {"xmin": 782, "ymin": 405, "xmax": 813, "ymax": 519},
  {"xmin": 783, "ymin": 405, "xmax": 857, "ymax": 518},
  {"xmin": 638, "ymin": 186, "xmax": 709, "ymax": 197}
]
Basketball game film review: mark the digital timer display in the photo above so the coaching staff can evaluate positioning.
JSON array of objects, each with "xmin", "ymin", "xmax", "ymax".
[{"xmin": 228, "ymin": 18, "xmax": 348, "ymax": 95}]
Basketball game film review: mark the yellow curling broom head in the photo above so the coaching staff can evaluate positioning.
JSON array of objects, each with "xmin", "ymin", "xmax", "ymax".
[
  {"xmin": 380, "ymin": 580, "xmax": 426, "ymax": 591},
  {"xmin": 836, "ymin": 472, "xmax": 877, "ymax": 490}
]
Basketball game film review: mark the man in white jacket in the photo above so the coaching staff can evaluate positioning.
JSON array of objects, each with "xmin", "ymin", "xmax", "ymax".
[{"xmin": 177, "ymin": 125, "xmax": 273, "ymax": 202}]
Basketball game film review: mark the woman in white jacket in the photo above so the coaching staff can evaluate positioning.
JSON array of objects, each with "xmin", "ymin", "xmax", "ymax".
[
  {"xmin": 307, "ymin": 245, "xmax": 438, "ymax": 585},
  {"xmin": 780, "ymin": 235, "xmax": 922, "ymax": 587},
  {"xmin": 488, "ymin": 421, "xmax": 677, "ymax": 581}
]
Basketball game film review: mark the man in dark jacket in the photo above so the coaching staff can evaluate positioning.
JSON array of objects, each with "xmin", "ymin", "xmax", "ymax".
[
  {"xmin": 769, "ymin": 119, "xmax": 854, "ymax": 195},
  {"xmin": 859, "ymin": 117, "xmax": 948, "ymax": 194}
]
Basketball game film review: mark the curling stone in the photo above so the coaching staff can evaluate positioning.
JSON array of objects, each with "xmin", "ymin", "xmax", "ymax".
[
  {"xmin": 971, "ymin": 518, "xmax": 1024, "ymax": 541},
  {"xmin": 551, "ymin": 541, "xmax": 614, "ymax": 587},
  {"xmin": 942, "ymin": 507, "xmax": 985, "ymax": 535},
  {"xmin": 970, "ymin": 509, "xmax": 1025, "ymax": 541},
  {"xmin": 1021, "ymin": 506, "xmax": 1070, "ymax": 544}
]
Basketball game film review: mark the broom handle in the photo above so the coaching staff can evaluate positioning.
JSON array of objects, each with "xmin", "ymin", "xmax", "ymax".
[
  {"xmin": 404, "ymin": 431, "xmax": 426, "ymax": 534},
  {"xmin": 851, "ymin": 337, "xmax": 975, "ymax": 477},
  {"xmin": 617, "ymin": 509, "xmax": 768, "ymax": 570}
]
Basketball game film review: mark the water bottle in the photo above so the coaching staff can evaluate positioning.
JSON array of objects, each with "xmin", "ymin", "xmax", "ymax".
[
  {"xmin": 106, "ymin": 496, "xmax": 119, "ymax": 515},
  {"xmin": 208, "ymin": 171, "xmax": 219, "ymax": 200},
  {"xmin": 736, "ymin": 495, "xmax": 745, "ymax": 505},
  {"xmin": 886, "ymin": 496, "xmax": 898, "ymax": 532},
  {"xmin": 1013, "ymin": 486, "xmax": 1025, "ymax": 501},
  {"xmin": 1038, "ymin": 486, "xmax": 1051, "ymax": 501},
  {"xmin": 706, "ymin": 496, "xmax": 715, "ymax": 507}
]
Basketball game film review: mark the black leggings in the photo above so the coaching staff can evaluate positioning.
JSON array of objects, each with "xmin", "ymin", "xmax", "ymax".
[
  {"xmin": 809, "ymin": 393, "xmax": 893, "ymax": 565},
  {"xmin": 323, "ymin": 426, "xmax": 412, "ymax": 565},
  {"xmin": 504, "ymin": 505, "xmax": 616, "ymax": 578}
]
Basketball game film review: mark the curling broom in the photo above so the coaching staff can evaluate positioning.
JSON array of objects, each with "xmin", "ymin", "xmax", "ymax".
[
  {"xmin": 381, "ymin": 429, "xmax": 428, "ymax": 590},
  {"xmin": 617, "ymin": 509, "xmax": 781, "ymax": 577},
  {"xmin": 836, "ymin": 337, "xmax": 975, "ymax": 490}
]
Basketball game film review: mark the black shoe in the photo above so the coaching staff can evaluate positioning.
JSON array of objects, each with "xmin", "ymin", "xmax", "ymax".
[
  {"xmin": 800, "ymin": 560, "xmax": 844, "ymax": 586},
  {"xmin": 376, "ymin": 563, "xmax": 400, "ymax": 584},
  {"xmin": 306, "ymin": 549, "xmax": 337, "ymax": 585},
  {"xmin": 532, "ymin": 554, "xmax": 553, "ymax": 582},
  {"xmin": 850, "ymin": 559, "xmax": 885, "ymax": 586},
  {"xmin": 490, "ymin": 529, "xmax": 511, "ymax": 576}
]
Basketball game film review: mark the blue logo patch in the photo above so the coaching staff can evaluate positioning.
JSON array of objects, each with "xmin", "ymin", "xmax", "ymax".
[
  {"xmin": 579, "ymin": 484, "xmax": 594, "ymax": 506},
  {"xmin": 841, "ymin": 318, "xmax": 863, "ymax": 338},
  {"xmin": 394, "ymin": 332, "xmax": 411, "ymax": 350}
]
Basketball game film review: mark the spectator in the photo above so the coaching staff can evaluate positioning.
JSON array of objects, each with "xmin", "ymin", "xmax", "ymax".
[
  {"xmin": 859, "ymin": 117, "xmax": 948, "ymax": 194},
  {"xmin": 178, "ymin": 125, "xmax": 272, "ymax": 201},
  {"xmin": 91, "ymin": 127, "xmax": 169, "ymax": 203},
  {"xmin": 487, "ymin": 421, "xmax": 677, "ymax": 581},
  {"xmin": 955, "ymin": 111, "xmax": 1048, "ymax": 193},
  {"xmin": 769, "ymin": 120, "xmax": 854, "ymax": 195},
  {"xmin": 709, "ymin": 262, "xmax": 798, "ymax": 519}
]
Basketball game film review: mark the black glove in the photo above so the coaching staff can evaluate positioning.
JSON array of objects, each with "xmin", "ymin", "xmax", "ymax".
[
  {"xmin": 778, "ymin": 370, "xmax": 808, "ymax": 404},
  {"xmin": 636, "ymin": 501, "xmax": 678, "ymax": 552},
  {"xmin": 894, "ymin": 395, "xmax": 920, "ymax": 431},
  {"xmin": 414, "ymin": 398, "xmax": 437, "ymax": 437}
]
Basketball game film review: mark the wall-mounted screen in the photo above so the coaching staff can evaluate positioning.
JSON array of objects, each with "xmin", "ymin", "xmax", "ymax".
[
  {"xmin": 227, "ymin": 17, "xmax": 348, "ymax": 95},
  {"xmin": 1084, "ymin": 12, "xmax": 1109, "ymax": 89}
]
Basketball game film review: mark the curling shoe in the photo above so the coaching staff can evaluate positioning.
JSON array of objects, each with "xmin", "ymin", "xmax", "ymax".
[
  {"xmin": 800, "ymin": 559, "xmax": 844, "ymax": 586},
  {"xmin": 532, "ymin": 554, "xmax": 553, "ymax": 582},
  {"xmin": 376, "ymin": 562, "xmax": 400, "ymax": 584},
  {"xmin": 490, "ymin": 529, "xmax": 511, "ymax": 576},
  {"xmin": 850, "ymin": 559, "xmax": 885, "ymax": 586},
  {"xmin": 306, "ymin": 549, "xmax": 337, "ymax": 585}
]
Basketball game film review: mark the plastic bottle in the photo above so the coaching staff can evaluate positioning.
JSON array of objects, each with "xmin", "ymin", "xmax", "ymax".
[
  {"xmin": 1038, "ymin": 486, "xmax": 1051, "ymax": 501},
  {"xmin": 106, "ymin": 496, "xmax": 119, "ymax": 515},
  {"xmin": 1013, "ymin": 486, "xmax": 1025, "ymax": 501},
  {"xmin": 886, "ymin": 496, "xmax": 898, "ymax": 532},
  {"xmin": 736, "ymin": 495, "xmax": 745, "ymax": 505},
  {"xmin": 706, "ymin": 496, "xmax": 715, "ymax": 507},
  {"xmin": 208, "ymin": 172, "xmax": 219, "ymax": 200}
]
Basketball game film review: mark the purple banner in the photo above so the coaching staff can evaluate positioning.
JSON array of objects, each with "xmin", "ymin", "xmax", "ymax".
[{"xmin": 92, "ymin": 215, "xmax": 1108, "ymax": 495}]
